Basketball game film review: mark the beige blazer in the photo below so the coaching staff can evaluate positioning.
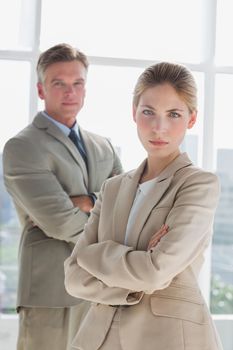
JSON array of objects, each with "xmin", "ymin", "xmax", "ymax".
[
  {"xmin": 3, "ymin": 112, "xmax": 123, "ymax": 308},
  {"xmin": 64, "ymin": 153, "xmax": 223, "ymax": 350}
]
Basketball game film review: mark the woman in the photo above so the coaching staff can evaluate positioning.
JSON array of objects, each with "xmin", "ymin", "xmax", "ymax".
[{"xmin": 64, "ymin": 62, "xmax": 223, "ymax": 350}]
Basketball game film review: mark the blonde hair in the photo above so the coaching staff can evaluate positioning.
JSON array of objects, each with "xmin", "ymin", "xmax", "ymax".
[
  {"xmin": 133, "ymin": 62, "xmax": 197, "ymax": 113},
  {"xmin": 37, "ymin": 43, "xmax": 89, "ymax": 83}
]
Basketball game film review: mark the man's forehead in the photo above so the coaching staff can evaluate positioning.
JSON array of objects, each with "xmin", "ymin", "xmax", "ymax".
[{"xmin": 44, "ymin": 61, "xmax": 87, "ymax": 81}]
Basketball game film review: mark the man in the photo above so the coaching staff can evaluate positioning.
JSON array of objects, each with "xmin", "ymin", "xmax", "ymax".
[{"xmin": 3, "ymin": 43, "xmax": 123, "ymax": 350}]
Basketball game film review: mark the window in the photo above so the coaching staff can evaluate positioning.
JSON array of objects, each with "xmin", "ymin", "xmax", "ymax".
[
  {"xmin": 40, "ymin": 0, "xmax": 204, "ymax": 63},
  {"xmin": 216, "ymin": 0, "xmax": 233, "ymax": 65},
  {"xmin": 1, "ymin": 1, "xmax": 232, "ymax": 349},
  {"xmin": 0, "ymin": 0, "xmax": 39, "ymax": 50},
  {"xmin": 0, "ymin": 0, "xmax": 23, "ymax": 49},
  {"xmin": 211, "ymin": 74, "xmax": 233, "ymax": 314},
  {"xmin": 0, "ymin": 60, "xmax": 30, "ymax": 313}
]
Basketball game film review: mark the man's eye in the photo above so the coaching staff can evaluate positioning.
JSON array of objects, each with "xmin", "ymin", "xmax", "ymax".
[
  {"xmin": 54, "ymin": 81, "xmax": 63, "ymax": 87},
  {"xmin": 74, "ymin": 80, "xmax": 85, "ymax": 87},
  {"xmin": 143, "ymin": 109, "xmax": 153, "ymax": 116}
]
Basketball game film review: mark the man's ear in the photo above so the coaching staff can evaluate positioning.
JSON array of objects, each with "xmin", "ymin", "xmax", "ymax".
[
  {"xmin": 188, "ymin": 111, "xmax": 197, "ymax": 129},
  {"xmin": 37, "ymin": 82, "xmax": 45, "ymax": 100}
]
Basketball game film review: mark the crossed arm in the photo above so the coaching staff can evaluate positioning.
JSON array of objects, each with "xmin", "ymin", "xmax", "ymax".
[
  {"xmin": 64, "ymin": 170, "xmax": 219, "ymax": 305},
  {"xmin": 70, "ymin": 195, "xmax": 94, "ymax": 214}
]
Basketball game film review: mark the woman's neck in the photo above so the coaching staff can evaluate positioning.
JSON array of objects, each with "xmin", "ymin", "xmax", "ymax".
[{"xmin": 140, "ymin": 151, "xmax": 180, "ymax": 183}]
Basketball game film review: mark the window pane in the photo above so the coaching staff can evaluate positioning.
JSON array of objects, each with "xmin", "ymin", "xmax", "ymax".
[
  {"xmin": 0, "ymin": 0, "xmax": 21, "ymax": 49},
  {"xmin": 0, "ymin": 61, "xmax": 30, "ymax": 152},
  {"xmin": 181, "ymin": 72, "xmax": 204, "ymax": 167},
  {"xmin": 41, "ymin": 0, "xmax": 204, "ymax": 63},
  {"xmin": 0, "ymin": 0, "xmax": 35, "ymax": 49},
  {"xmin": 78, "ymin": 65, "xmax": 145, "ymax": 171},
  {"xmin": 0, "ymin": 60, "xmax": 30, "ymax": 313},
  {"xmin": 211, "ymin": 74, "xmax": 233, "ymax": 314},
  {"xmin": 216, "ymin": 0, "xmax": 233, "ymax": 65}
]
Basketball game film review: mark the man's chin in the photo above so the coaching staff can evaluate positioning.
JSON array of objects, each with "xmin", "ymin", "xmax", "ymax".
[{"xmin": 62, "ymin": 105, "xmax": 80, "ymax": 114}]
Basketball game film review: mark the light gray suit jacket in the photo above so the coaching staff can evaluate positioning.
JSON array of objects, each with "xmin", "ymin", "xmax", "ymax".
[
  {"xmin": 65, "ymin": 153, "xmax": 223, "ymax": 350},
  {"xmin": 3, "ymin": 112, "xmax": 123, "ymax": 308}
]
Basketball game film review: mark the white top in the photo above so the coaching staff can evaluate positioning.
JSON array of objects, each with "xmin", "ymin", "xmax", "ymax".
[{"xmin": 124, "ymin": 177, "xmax": 158, "ymax": 245}]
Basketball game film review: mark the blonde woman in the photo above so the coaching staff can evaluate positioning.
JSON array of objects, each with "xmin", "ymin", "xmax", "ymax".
[{"xmin": 64, "ymin": 62, "xmax": 223, "ymax": 350}]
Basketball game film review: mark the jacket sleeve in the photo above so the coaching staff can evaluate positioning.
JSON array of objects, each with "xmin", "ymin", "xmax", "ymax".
[
  {"xmin": 107, "ymin": 139, "xmax": 124, "ymax": 177},
  {"xmin": 92, "ymin": 140, "xmax": 123, "ymax": 199},
  {"xmin": 3, "ymin": 137, "xmax": 88, "ymax": 244},
  {"xmin": 64, "ymin": 188, "xmax": 143, "ymax": 305},
  {"xmin": 74, "ymin": 171, "xmax": 220, "ymax": 293}
]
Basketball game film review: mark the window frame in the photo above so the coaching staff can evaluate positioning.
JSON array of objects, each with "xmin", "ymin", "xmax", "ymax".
[{"xmin": 0, "ymin": 0, "xmax": 231, "ymax": 320}]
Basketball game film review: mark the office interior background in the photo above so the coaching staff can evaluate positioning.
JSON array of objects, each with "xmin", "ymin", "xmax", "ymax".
[{"xmin": 0, "ymin": 0, "xmax": 233, "ymax": 348}]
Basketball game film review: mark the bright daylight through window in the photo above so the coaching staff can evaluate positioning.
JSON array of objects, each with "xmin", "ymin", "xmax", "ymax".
[{"xmin": 0, "ymin": 1, "xmax": 233, "ymax": 349}]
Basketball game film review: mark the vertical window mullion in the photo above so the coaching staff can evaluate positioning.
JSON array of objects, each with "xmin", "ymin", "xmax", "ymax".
[
  {"xmin": 28, "ymin": 0, "xmax": 42, "ymax": 121},
  {"xmin": 198, "ymin": 0, "xmax": 218, "ymax": 306},
  {"xmin": 202, "ymin": 0, "xmax": 218, "ymax": 171}
]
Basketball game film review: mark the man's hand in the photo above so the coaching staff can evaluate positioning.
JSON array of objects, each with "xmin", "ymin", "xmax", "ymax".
[
  {"xmin": 147, "ymin": 224, "xmax": 169, "ymax": 251},
  {"xmin": 70, "ymin": 195, "xmax": 94, "ymax": 213}
]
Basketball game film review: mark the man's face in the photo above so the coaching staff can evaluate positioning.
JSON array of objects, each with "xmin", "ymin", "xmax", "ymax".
[{"xmin": 37, "ymin": 60, "xmax": 87, "ymax": 128}]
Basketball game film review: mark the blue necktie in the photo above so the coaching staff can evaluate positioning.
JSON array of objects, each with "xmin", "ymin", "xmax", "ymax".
[{"xmin": 69, "ymin": 129, "xmax": 87, "ymax": 167}]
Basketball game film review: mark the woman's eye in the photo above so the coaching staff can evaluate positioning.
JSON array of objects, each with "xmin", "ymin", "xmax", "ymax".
[
  {"xmin": 170, "ymin": 111, "xmax": 180, "ymax": 118},
  {"xmin": 143, "ymin": 109, "xmax": 153, "ymax": 116}
]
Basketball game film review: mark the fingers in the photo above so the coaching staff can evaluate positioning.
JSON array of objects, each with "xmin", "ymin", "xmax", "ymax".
[
  {"xmin": 150, "ymin": 224, "xmax": 167, "ymax": 237},
  {"xmin": 150, "ymin": 224, "xmax": 168, "ymax": 241},
  {"xmin": 147, "ymin": 224, "xmax": 169, "ymax": 251}
]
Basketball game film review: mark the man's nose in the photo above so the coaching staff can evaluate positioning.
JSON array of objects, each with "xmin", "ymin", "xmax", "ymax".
[{"xmin": 64, "ymin": 84, "xmax": 75, "ymax": 94}]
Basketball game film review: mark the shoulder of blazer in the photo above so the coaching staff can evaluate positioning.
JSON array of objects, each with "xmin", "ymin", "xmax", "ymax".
[
  {"xmin": 103, "ymin": 153, "xmax": 219, "ymax": 190},
  {"xmin": 79, "ymin": 127, "xmax": 114, "ymax": 150},
  {"xmin": 175, "ymin": 163, "xmax": 219, "ymax": 184},
  {"xmin": 4, "ymin": 113, "xmax": 69, "ymax": 156},
  {"xmin": 172, "ymin": 164, "xmax": 221, "ymax": 204},
  {"xmin": 33, "ymin": 112, "xmax": 62, "ymax": 133},
  {"xmin": 5, "ymin": 113, "xmax": 53, "ymax": 144}
]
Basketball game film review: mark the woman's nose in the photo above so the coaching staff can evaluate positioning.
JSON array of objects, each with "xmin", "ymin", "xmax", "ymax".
[{"xmin": 151, "ymin": 116, "xmax": 168, "ymax": 132}]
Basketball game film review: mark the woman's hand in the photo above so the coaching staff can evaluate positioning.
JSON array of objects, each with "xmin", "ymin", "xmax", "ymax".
[{"xmin": 147, "ymin": 224, "xmax": 169, "ymax": 251}]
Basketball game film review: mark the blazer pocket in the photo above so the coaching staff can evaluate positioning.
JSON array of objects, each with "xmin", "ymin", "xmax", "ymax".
[{"xmin": 150, "ymin": 295, "xmax": 207, "ymax": 325}]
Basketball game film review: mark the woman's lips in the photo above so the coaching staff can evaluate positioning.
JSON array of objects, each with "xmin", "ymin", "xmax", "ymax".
[{"xmin": 149, "ymin": 140, "xmax": 169, "ymax": 146}]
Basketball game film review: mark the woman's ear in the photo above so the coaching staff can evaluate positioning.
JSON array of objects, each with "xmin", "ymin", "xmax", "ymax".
[
  {"xmin": 188, "ymin": 111, "xmax": 197, "ymax": 129},
  {"xmin": 132, "ymin": 104, "xmax": 137, "ymax": 122}
]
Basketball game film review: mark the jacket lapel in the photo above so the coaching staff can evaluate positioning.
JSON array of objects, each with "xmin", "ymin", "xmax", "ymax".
[
  {"xmin": 113, "ymin": 153, "xmax": 192, "ymax": 248},
  {"xmin": 112, "ymin": 161, "xmax": 146, "ymax": 244},
  {"xmin": 33, "ymin": 113, "xmax": 88, "ymax": 186},
  {"xmin": 80, "ymin": 128, "xmax": 97, "ymax": 190},
  {"xmin": 127, "ymin": 176, "xmax": 173, "ymax": 249}
]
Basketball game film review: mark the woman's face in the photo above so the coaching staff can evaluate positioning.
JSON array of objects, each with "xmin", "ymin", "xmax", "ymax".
[{"xmin": 133, "ymin": 83, "xmax": 196, "ymax": 160}]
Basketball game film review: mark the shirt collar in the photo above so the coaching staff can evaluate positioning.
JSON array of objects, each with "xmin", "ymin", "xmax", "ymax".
[
  {"xmin": 139, "ymin": 177, "xmax": 158, "ymax": 195},
  {"xmin": 42, "ymin": 111, "xmax": 81, "ymax": 138}
]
